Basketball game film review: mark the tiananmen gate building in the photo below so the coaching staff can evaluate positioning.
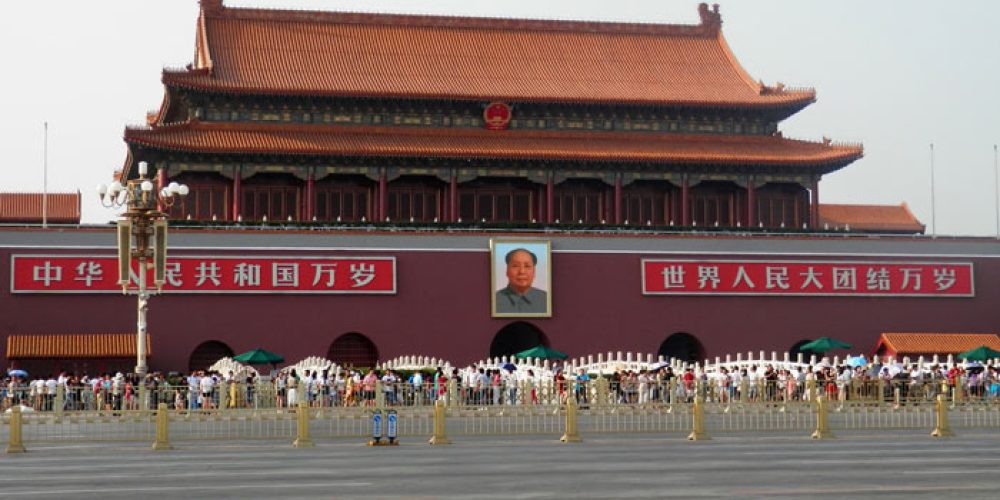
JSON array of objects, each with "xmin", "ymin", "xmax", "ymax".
[{"xmin": 2, "ymin": 1, "xmax": 997, "ymax": 375}]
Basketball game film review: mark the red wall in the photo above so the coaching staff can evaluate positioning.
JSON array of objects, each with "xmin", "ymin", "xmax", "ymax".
[{"xmin": 3, "ymin": 228, "xmax": 1000, "ymax": 372}]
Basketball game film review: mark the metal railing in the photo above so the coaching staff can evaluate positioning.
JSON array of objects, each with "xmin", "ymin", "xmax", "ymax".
[{"xmin": 3, "ymin": 378, "xmax": 999, "ymax": 450}]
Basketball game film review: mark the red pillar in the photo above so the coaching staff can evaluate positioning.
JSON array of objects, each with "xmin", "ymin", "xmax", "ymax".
[
  {"xmin": 231, "ymin": 166, "xmax": 241, "ymax": 222},
  {"xmin": 546, "ymin": 175, "xmax": 555, "ymax": 223},
  {"xmin": 305, "ymin": 169, "xmax": 315, "ymax": 221},
  {"xmin": 378, "ymin": 171, "xmax": 388, "ymax": 222},
  {"xmin": 810, "ymin": 177, "xmax": 820, "ymax": 229},
  {"xmin": 157, "ymin": 168, "xmax": 167, "ymax": 213},
  {"xmin": 613, "ymin": 174, "xmax": 622, "ymax": 224},
  {"xmin": 681, "ymin": 176, "xmax": 690, "ymax": 226},
  {"xmin": 449, "ymin": 174, "xmax": 458, "ymax": 222},
  {"xmin": 746, "ymin": 178, "xmax": 756, "ymax": 227}
]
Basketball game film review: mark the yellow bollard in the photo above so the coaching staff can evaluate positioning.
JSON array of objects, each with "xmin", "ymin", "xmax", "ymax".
[
  {"xmin": 687, "ymin": 395, "xmax": 710, "ymax": 441},
  {"xmin": 152, "ymin": 402, "xmax": 173, "ymax": 451},
  {"xmin": 931, "ymin": 394, "xmax": 955, "ymax": 438},
  {"xmin": 560, "ymin": 396, "xmax": 582, "ymax": 443},
  {"xmin": 6, "ymin": 404, "xmax": 26, "ymax": 454},
  {"xmin": 293, "ymin": 401, "xmax": 314, "ymax": 448},
  {"xmin": 811, "ymin": 396, "xmax": 835, "ymax": 439},
  {"xmin": 428, "ymin": 399, "xmax": 451, "ymax": 445}
]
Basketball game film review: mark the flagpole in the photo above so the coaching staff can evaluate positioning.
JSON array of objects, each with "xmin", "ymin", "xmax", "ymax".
[
  {"xmin": 929, "ymin": 143, "xmax": 936, "ymax": 237},
  {"xmin": 42, "ymin": 122, "xmax": 48, "ymax": 229},
  {"xmin": 995, "ymin": 144, "xmax": 999, "ymax": 238}
]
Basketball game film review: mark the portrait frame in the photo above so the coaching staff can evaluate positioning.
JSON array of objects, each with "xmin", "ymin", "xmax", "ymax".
[{"xmin": 490, "ymin": 239, "xmax": 552, "ymax": 318}]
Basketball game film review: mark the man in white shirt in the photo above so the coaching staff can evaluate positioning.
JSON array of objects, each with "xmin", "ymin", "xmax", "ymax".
[
  {"xmin": 187, "ymin": 372, "xmax": 201, "ymax": 410},
  {"xmin": 200, "ymin": 373, "xmax": 215, "ymax": 409},
  {"xmin": 410, "ymin": 371, "xmax": 424, "ymax": 406}
]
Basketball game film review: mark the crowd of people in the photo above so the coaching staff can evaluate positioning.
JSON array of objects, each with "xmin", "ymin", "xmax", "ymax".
[{"xmin": 4, "ymin": 359, "xmax": 999, "ymax": 413}]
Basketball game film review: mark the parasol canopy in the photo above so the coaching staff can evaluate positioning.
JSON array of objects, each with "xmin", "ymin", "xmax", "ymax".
[
  {"xmin": 232, "ymin": 348, "xmax": 284, "ymax": 365},
  {"xmin": 515, "ymin": 345, "xmax": 568, "ymax": 360},
  {"xmin": 799, "ymin": 337, "xmax": 853, "ymax": 354},
  {"xmin": 956, "ymin": 345, "xmax": 1000, "ymax": 362}
]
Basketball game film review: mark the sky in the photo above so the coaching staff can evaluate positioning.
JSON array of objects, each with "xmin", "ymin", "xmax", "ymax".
[{"xmin": 2, "ymin": 1, "xmax": 998, "ymax": 236}]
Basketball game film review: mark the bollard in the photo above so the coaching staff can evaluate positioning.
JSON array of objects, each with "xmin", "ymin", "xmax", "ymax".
[
  {"xmin": 293, "ymin": 401, "xmax": 314, "ymax": 448},
  {"xmin": 6, "ymin": 404, "xmax": 26, "ymax": 453},
  {"xmin": 811, "ymin": 396, "xmax": 835, "ymax": 440},
  {"xmin": 596, "ymin": 377, "xmax": 609, "ymax": 406},
  {"xmin": 152, "ymin": 402, "xmax": 173, "ymax": 451},
  {"xmin": 55, "ymin": 385, "xmax": 65, "ymax": 417},
  {"xmin": 560, "ymin": 396, "xmax": 582, "ymax": 443},
  {"xmin": 931, "ymin": 394, "xmax": 955, "ymax": 438},
  {"xmin": 687, "ymin": 395, "xmax": 710, "ymax": 441},
  {"xmin": 385, "ymin": 409, "xmax": 399, "ymax": 446},
  {"xmin": 428, "ymin": 399, "xmax": 451, "ymax": 445},
  {"xmin": 369, "ymin": 408, "xmax": 385, "ymax": 446}
]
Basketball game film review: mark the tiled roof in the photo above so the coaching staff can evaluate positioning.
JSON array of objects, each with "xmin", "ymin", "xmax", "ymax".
[
  {"xmin": 875, "ymin": 333, "xmax": 1000, "ymax": 357},
  {"xmin": 0, "ymin": 192, "xmax": 81, "ymax": 224},
  {"xmin": 125, "ymin": 121, "xmax": 863, "ymax": 168},
  {"xmin": 6, "ymin": 334, "xmax": 151, "ymax": 359},
  {"xmin": 819, "ymin": 203, "xmax": 924, "ymax": 233},
  {"xmin": 161, "ymin": 2, "xmax": 815, "ymax": 108}
]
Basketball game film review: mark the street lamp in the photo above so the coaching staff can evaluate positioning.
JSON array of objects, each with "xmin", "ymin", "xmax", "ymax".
[{"xmin": 96, "ymin": 161, "xmax": 188, "ymax": 376}]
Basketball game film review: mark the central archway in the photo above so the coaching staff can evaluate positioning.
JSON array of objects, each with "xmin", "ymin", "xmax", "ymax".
[
  {"xmin": 327, "ymin": 332, "xmax": 379, "ymax": 369},
  {"xmin": 188, "ymin": 340, "xmax": 234, "ymax": 373},
  {"xmin": 657, "ymin": 332, "xmax": 705, "ymax": 363},
  {"xmin": 788, "ymin": 339, "xmax": 813, "ymax": 361},
  {"xmin": 489, "ymin": 322, "xmax": 549, "ymax": 359}
]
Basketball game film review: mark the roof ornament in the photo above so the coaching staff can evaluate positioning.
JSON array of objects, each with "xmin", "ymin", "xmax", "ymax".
[
  {"xmin": 200, "ymin": 0, "xmax": 224, "ymax": 15},
  {"xmin": 697, "ymin": 3, "xmax": 722, "ymax": 32}
]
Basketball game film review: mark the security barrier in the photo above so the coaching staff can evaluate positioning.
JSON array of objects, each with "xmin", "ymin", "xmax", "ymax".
[{"xmin": 4, "ymin": 381, "xmax": 1000, "ymax": 452}]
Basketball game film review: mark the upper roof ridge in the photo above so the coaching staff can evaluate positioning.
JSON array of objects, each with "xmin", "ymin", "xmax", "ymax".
[{"xmin": 203, "ymin": 0, "xmax": 722, "ymax": 38}]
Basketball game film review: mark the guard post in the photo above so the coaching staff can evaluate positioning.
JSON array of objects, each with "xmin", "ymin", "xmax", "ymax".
[
  {"xmin": 931, "ymin": 394, "xmax": 955, "ymax": 438},
  {"xmin": 428, "ymin": 399, "xmax": 451, "ymax": 445},
  {"xmin": 293, "ymin": 401, "xmax": 314, "ymax": 448},
  {"xmin": 811, "ymin": 396, "xmax": 835, "ymax": 439},
  {"xmin": 560, "ymin": 395, "xmax": 581, "ymax": 443},
  {"xmin": 687, "ymin": 395, "xmax": 710, "ymax": 441},
  {"xmin": 152, "ymin": 402, "xmax": 172, "ymax": 450},
  {"xmin": 6, "ymin": 404, "xmax": 26, "ymax": 454}
]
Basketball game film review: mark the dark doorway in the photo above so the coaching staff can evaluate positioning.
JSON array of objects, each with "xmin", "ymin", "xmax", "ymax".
[
  {"xmin": 489, "ymin": 322, "xmax": 548, "ymax": 359},
  {"xmin": 788, "ymin": 339, "xmax": 813, "ymax": 361},
  {"xmin": 188, "ymin": 341, "xmax": 234, "ymax": 373},
  {"xmin": 327, "ymin": 332, "xmax": 379, "ymax": 369},
  {"xmin": 657, "ymin": 332, "xmax": 705, "ymax": 363}
]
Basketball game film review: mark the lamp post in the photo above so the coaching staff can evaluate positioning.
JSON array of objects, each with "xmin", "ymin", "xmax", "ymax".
[{"xmin": 97, "ymin": 161, "xmax": 188, "ymax": 376}]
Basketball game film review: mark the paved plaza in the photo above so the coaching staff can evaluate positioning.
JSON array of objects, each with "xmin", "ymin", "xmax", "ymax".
[{"xmin": 2, "ymin": 430, "xmax": 1000, "ymax": 499}]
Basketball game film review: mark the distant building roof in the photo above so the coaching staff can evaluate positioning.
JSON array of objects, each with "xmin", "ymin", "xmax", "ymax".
[
  {"xmin": 819, "ymin": 203, "xmax": 924, "ymax": 234},
  {"xmin": 873, "ymin": 333, "xmax": 1000, "ymax": 359},
  {"xmin": 0, "ymin": 192, "xmax": 80, "ymax": 224},
  {"xmin": 6, "ymin": 334, "xmax": 150, "ymax": 359}
]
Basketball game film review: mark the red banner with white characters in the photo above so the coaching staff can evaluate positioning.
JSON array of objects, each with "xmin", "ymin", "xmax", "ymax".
[
  {"xmin": 641, "ymin": 259, "xmax": 974, "ymax": 297},
  {"xmin": 10, "ymin": 255, "xmax": 396, "ymax": 294}
]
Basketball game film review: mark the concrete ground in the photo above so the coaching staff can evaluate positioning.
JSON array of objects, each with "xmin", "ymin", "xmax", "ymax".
[{"xmin": 2, "ymin": 430, "xmax": 999, "ymax": 499}]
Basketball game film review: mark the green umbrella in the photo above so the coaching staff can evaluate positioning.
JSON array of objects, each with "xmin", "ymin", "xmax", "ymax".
[
  {"xmin": 232, "ymin": 348, "xmax": 284, "ymax": 365},
  {"xmin": 515, "ymin": 345, "xmax": 568, "ymax": 360},
  {"xmin": 957, "ymin": 345, "xmax": 1000, "ymax": 362},
  {"xmin": 799, "ymin": 337, "xmax": 853, "ymax": 354}
]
